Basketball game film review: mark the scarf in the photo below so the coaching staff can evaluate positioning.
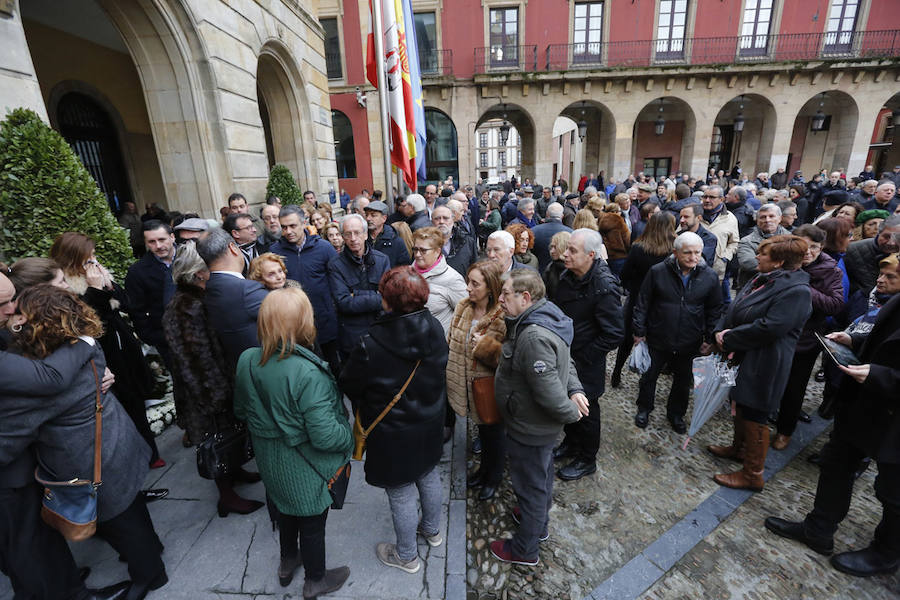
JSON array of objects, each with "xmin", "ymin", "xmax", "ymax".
[
  {"xmin": 515, "ymin": 210, "xmax": 537, "ymax": 228},
  {"xmin": 702, "ymin": 203, "xmax": 724, "ymax": 223},
  {"xmin": 414, "ymin": 255, "xmax": 442, "ymax": 275},
  {"xmin": 847, "ymin": 288, "xmax": 895, "ymax": 337}
]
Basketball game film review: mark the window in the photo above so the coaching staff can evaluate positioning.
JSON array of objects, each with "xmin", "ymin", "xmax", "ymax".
[
  {"xmin": 424, "ymin": 109, "xmax": 459, "ymax": 188},
  {"xmin": 570, "ymin": 130, "xmax": 575, "ymax": 145},
  {"xmin": 642, "ymin": 157, "xmax": 671, "ymax": 180},
  {"xmin": 823, "ymin": 0, "xmax": 858, "ymax": 54},
  {"xmin": 656, "ymin": 0, "xmax": 687, "ymax": 60},
  {"xmin": 499, "ymin": 150, "xmax": 507, "ymax": 167},
  {"xmin": 479, "ymin": 132, "xmax": 488, "ymax": 147},
  {"xmin": 414, "ymin": 13, "xmax": 438, "ymax": 74},
  {"xmin": 573, "ymin": 2, "xmax": 603, "ymax": 64},
  {"xmin": 739, "ymin": 0, "xmax": 772, "ymax": 57},
  {"xmin": 489, "ymin": 8, "xmax": 518, "ymax": 67},
  {"xmin": 480, "ymin": 152, "xmax": 488, "ymax": 167},
  {"xmin": 321, "ymin": 18, "xmax": 343, "ymax": 79},
  {"xmin": 332, "ymin": 110, "xmax": 356, "ymax": 178}
]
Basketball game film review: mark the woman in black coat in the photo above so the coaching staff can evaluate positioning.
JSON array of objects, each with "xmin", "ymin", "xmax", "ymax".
[
  {"xmin": 162, "ymin": 242, "xmax": 263, "ymax": 518},
  {"xmin": 340, "ymin": 266, "xmax": 449, "ymax": 574},
  {"xmin": 611, "ymin": 211, "xmax": 676, "ymax": 386},
  {"xmin": 773, "ymin": 225, "xmax": 845, "ymax": 450},
  {"xmin": 708, "ymin": 235, "xmax": 812, "ymax": 492}
]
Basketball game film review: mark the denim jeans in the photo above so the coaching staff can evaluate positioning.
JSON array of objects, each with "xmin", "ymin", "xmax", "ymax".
[{"xmin": 385, "ymin": 466, "xmax": 442, "ymax": 561}]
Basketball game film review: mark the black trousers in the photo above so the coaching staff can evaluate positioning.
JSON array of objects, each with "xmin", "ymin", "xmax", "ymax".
[
  {"xmin": 279, "ymin": 509, "xmax": 328, "ymax": 581},
  {"xmin": 96, "ymin": 493, "xmax": 165, "ymax": 587},
  {"xmin": 612, "ymin": 298, "xmax": 636, "ymax": 377},
  {"xmin": 636, "ymin": 347, "xmax": 694, "ymax": 418},
  {"xmin": 476, "ymin": 423, "xmax": 506, "ymax": 487},
  {"xmin": 562, "ymin": 395, "xmax": 601, "ymax": 462},
  {"xmin": 805, "ymin": 435, "xmax": 900, "ymax": 559},
  {"xmin": 776, "ymin": 349, "xmax": 820, "ymax": 436},
  {"xmin": 506, "ymin": 437, "xmax": 553, "ymax": 560},
  {"xmin": 0, "ymin": 483, "xmax": 87, "ymax": 600},
  {"xmin": 116, "ymin": 386, "xmax": 160, "ymax": 464}
]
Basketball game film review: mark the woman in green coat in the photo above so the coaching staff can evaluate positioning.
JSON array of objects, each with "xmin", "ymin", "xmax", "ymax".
[{"xmin": 234, "ymin": 287, "xmax": 353, "ymax": 598}]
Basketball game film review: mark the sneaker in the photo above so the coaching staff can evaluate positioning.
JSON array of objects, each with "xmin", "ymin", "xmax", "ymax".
[
  {"xmin": 376, "ymin": 542, "xmax": 421, "ymax": 573},
  {"xmin": 417, "ymin": 526, "xmax": 443, "ymax": 547},
  {"xmin": 510, "ymin": 507, "xmax": 549, "ymax": 541},
  {"xmin": 149, "ymin": 458, "xmax": 166, "ymax": 469},
  {"xmin": 489, "ymin": 539, "xmax": 539, "ymax": 566}
]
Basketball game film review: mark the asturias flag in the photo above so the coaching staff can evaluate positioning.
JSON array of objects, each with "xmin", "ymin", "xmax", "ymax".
[{"xmin": 366, "ymin": 0, "xmax": 426, "ymax": 190}]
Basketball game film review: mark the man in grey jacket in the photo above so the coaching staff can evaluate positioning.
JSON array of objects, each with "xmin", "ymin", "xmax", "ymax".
[
  {"xmin": 489, "ymin": 269, "xmax": 589, "ymax": 566},
  {"xmin": 735, "ymin": 204, "xmax": 788, "ymax": 288}
]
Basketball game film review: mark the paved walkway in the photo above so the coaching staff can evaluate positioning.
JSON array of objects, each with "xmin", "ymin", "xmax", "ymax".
[{"xmin": 0, "ymin": 407, "xmax": 466, "ymax": 600}]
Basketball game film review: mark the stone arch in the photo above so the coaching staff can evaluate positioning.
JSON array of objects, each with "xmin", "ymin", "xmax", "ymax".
[
  {"xmin": 94, "ymin": 0, "xmax": 230, "ymax": 217},
  {"xmin": 787, "ymin": 90, "xmax": 859, "ymax": 175},
  {"xmin": 256, "ymin": 40, "xmax": 318, "ymax": 191},
  {"xmin": 477, "ymin": 103, "xmax": 536, "ymax": 180},
  {"xmin": 631, "ymin": 96, "xmax": 697, "ymax": 178},
  {"xmin": 864, "ymin": 91, "xmax": 900, "ymax": 176},
  {"xmin": 559, "ymin": 100, "xmax": 617, "ymax": 184},
  {"xmin": 710, "ymin": 93, "xmax": 778, "ymax": 178}
]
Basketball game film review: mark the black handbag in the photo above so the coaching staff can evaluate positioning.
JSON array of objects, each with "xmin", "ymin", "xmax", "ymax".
[
  {"xmin": 296, "ymin": 450, "xmax": 351, "ymax": 510},
  {"xmin": 196, "ymin": 421, "xmax": 254, "ymax": 480}
]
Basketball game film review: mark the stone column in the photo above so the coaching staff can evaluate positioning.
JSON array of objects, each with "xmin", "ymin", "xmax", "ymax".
[{"xmin": 0, "ymin": 6, "xmax": 48, "ymax": 121}]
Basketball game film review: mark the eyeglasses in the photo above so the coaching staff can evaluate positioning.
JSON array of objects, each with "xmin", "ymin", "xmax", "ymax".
[
  {"xmin": 411, "ymin": 246, "xmax": 436, "ymax": 255},
  {"xmin": 235, "ymin": 223, "xmax": 256, "ymax": 231},
  {"xmin": 702, "ymin": 194, "xmax": 720, "ymax": 199}
]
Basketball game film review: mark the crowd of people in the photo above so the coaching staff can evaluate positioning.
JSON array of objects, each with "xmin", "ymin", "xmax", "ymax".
[{"xmin": 2, "ymin": 161, "xmax": 900, "ymax": 599}]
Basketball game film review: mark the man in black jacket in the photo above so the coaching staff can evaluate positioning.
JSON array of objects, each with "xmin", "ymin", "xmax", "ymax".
[
  {"xmin": 433, "ymin": 205, "xmax": 477, "ymax": 276},
  {"xmin": 223, "ymin": 213, "xmax": 268, "ymax": 276},
  {"xmin": 365, "ymin": 201, "xmax": 411, "ymax": 267},
  {"xmin": 125, "ymin": 219, "xmax": 177, "ymax": 369},
  {"xmin": 632, "ymin": 232, "xmax": 722, "ymax": 432},
  {"xmin": 551, "ymin": 229, "xmax": 624, "ymax": 481},
  {"xmin": 678, "ymin": 203, "xmax": 717, "ymax": 268},
  {"xmin": 765, "ymin": 279, "xmax": 900, "ymax": 578}
]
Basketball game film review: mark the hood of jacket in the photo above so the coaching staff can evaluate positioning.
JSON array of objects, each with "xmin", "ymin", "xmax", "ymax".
[
  {"xmin": 804, "ymin": 250, "xmax": 837, "ymax": 278},
  {"xmin": 368, "ymin": 309, "xmax": 442, "ymax": 361},
  {"xmin": 506, "ymin": 297, "xmax": 574, "ymax": 346}
]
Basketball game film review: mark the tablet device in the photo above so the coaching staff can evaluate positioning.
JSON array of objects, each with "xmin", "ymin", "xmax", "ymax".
[{"xmin": 816, "ymin": 332, "xmax": 862, "ymax": 367}]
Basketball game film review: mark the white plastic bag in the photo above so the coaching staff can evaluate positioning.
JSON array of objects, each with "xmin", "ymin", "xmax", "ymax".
[{"xmin": 627, "ymin": 340, "xmax": 651, "ymax": 375}]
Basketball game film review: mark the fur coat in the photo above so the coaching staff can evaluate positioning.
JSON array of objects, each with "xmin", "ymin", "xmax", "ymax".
[{"xmin": 446, "ymin": 300, "xmax": 506, "ymax": 424}]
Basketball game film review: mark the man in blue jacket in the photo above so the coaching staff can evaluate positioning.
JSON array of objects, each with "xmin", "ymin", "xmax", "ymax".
[{"xmin": 271, "ymin": 205, "xmax": 340, "ymax": 372}]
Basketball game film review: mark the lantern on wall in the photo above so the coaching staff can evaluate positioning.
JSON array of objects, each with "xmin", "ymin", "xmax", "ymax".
[
  {"xmin": 811, "ymin": 93, "xmax": 827, "ymax": 132},
  {"xmin": 733, "ymin": 95, "xmax": 745, "ymax": 133}
]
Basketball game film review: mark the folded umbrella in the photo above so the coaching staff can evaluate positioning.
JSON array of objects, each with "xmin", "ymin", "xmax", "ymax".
[{"xmin": 682, "ymin": 354, "xmax": 739, "ymax": 449}]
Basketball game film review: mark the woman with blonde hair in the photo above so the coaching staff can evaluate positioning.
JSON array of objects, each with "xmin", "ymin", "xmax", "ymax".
[
  {"xmin": 542, "ymin": 230, "xmax": 571, "ymax": 300},
  {"xmin": 573, "ymin": 208, "xmax": 598, "ymax": 231},
  {"xmin": 411, "ymin": 226, "xmax": 467, "ymax": 334},
  {"xmin": 310, "ymin": 209, "xmax": 330, "ymax": 234},
  {"xmin": 249, "ymin": 252, "xmax": 301, "ymax": 290},
  {"xmin": 391, "ymin": 220, "xmax": 415, "ymax": 258},
  {"xmin": 447, "ymin": 260, "xmax": 507, "ymax": 501},
  {"xmin": 234, "ymin": 287, "xmax": 352, "ymax": 595},
  {"xmin": 322, "ymin": 222, "xmax": 344, "ymax": 253}
]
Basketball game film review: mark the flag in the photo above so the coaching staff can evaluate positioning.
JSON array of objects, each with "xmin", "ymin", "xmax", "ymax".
[{"xmin": 366, "ymin": 0, "xmax": 425, "ymax": 190}]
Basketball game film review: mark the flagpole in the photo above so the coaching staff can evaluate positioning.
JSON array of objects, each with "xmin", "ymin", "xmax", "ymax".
[{"xmin": 371, "ymin": 0, "xmax": 395, "ymax": 206}]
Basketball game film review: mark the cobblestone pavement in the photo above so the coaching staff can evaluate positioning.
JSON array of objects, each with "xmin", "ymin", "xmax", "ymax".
[{"xmin": 466, "ymin": 359, "xmax": 900, "ymax": 600}]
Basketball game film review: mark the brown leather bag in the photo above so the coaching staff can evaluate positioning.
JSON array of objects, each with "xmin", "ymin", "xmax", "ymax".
[
  {"xmin": 472, "ymin": 370, "xmax": 500, "ymax": 424},
  {"xmin": 352, "ymin": 360, "xmax": 421, "ymax": 460}
]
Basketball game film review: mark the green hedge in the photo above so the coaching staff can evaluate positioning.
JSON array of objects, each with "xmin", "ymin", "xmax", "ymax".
[
  {"xmin": 0, "ymin": 108, "xmax": 133, "ymax": 278},
  {"xmin": 265, "ymin": 163, "xmax": 303, "ymax": 205}
]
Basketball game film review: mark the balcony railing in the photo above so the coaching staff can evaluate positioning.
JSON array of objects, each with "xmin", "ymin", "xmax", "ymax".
[
  {"xmin": 474, "ymin": 45, "xmax": 538, "ymax": 74},
  {"xmin": 544, "ymin": 29, "xmax": 900, "ymax": 71},
  {"xmin": 420, "ymin": 49, "xmax": 453, "ymax": 77}
]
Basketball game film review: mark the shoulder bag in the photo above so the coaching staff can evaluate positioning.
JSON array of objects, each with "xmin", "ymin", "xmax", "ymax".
[
  {"xmin": 352, "ymin": 360, "xmax": 421, "ymax": 460},
  {"xmin": 470, "ymin": 313, "xmax": 501, "ymax": 424},
  {"xmin": 34, "ymin": 360, "xmax": 103, "ymax": 542},
  {"xmin": 196, "ymin": 418, "xmax": 254, "ymax": 480}
]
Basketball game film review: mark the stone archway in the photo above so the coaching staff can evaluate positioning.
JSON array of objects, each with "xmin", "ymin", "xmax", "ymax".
[
  {"xmin": 631, "ymin": 97, "xmax": 697, "ymax": 178},
  {"xmin": 477, "ymin": 103, "xmax": 536, "ymax": 181},
  {"xmin": 256, "ymin": 42, "xmax": 318, "ymax": 192},
  {"xmin": 559, "ymin": 100, "xmax": 617, "ymax": 185},
  {"xmin": 710, "ymin": 93, "xmax": 778, "ymax": 178},
  {"xmin": 788, "ymin": 91, "xmax": 859, "ymax": 175}
]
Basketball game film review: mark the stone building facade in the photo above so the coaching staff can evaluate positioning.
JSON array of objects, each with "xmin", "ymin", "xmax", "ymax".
[
  {"xmin": 0, "ymin": 0, "xmax": 337, "ymax": 217},
  {"xmin": 327, "ymin": 0, "xmax": 900, "ymax": 193}
]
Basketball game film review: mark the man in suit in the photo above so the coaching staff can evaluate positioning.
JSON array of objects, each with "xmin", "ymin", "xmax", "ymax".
[
  {"xmin": 223, "ymin": 213, "xmax": 268, "ymax": 276},
  {"xmin": 196, "ymin": 227, "xmax": 269, "ymax": 372}
]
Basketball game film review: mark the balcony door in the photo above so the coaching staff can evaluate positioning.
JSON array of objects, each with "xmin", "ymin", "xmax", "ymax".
[
  {"xmin": 656, "ymin": 0, "xmax": 687, "ymax": 61},
  {"xmin": 573, "ymin": 2, "xmax": 603, "ymax": 65},
  {"xmin": 739, "ymin": 0, "xmax": 772, "ymax": 57},
  {"xmin": 823, "ymin": 0, "xmax": 858, "ymax": 54},
  {"xmin": 489, "ymin": 8, "xmax": 519, "ymax": 68}
]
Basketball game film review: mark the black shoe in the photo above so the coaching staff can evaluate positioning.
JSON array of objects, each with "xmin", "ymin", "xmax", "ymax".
[
  {"xmin": 668, "ymin": 415, "xmax": 687, "ymax": 435},
  {"xmin": 764, "ymin": 517, "xmax": 834, "ymax": 555},
  {"xmin": 140, "ymin": 488, "xmax": 169, "ymax": 502},
  {"xmin": 853, "ymin": 457, "xmax": 872, "ymax": 480},
  {"xmin": 477, "ymin": 485, "xmax": 496, "ymax": 501},
  {"xmin": 807, "ymin": 452, "xmax": 822, "ymax": 465},
  {"xmin": 818, "ymin": 397, "xmax": 837, "ymax": 420},
  {"xmin": 830, "ymin": 546, "xmax": 900, "ymax": 577},
  {"xmin": 798, "ymin": 410, "xmax": 812, "ymax": 423},
  {"xmin": 472, "ymin": 436, "xmax": 482, "ymax": 454},
  {"xmin": 815, "ymin": 369, "xmax": 825, "ymax": 382},
  {"xmin": 467, "ymin": 470, "xmax": 485, "ymax": 488},
  {"xmin": 278, "ymin": 554, "xmax": 303, "ymax": 587},
  {"xmin": 87, "ymin": 580, "xmax": 130, "ymax": 600},
  {"xmin": 122, "ymin": 570, "xmax": 168, "ymax": 600},
  {"xmin": 634, "ymin": 410, "xmax": 650, "ymax": 429},
  {"xmin": 610, "ymin": 370, "xmax": 622, "ymax": 388},
  {"xmin": 552, "ymin": 441, "xmax": 576, "ymax": 461},
  {"xmin": 556, "ymin": 459, "xmax": 597, "ymax": 481}
]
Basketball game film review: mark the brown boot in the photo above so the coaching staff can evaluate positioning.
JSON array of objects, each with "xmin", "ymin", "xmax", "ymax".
[
  {"xmin": 707, "ymin": 415, "xmax": 746, "ymax": 463},
  {"xmin": 771, "ymin": 433, "xmax": 791, "ymax": 451},
  {"xmin": 713, "ymin": 420, "xmax": 768, "ymax": 491}
]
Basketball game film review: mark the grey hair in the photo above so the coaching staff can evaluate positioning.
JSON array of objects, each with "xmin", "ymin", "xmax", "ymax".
[
  {"xmin": 572, "ymin": 228, "xmax": 603, "ymax": 257},
  {"xmin": 584, "ymin": 185, "xmax": 597, "ymax": 196},
  {"xmin": 707, "ymin": 185, "xmax": 724, "ymax": 197},
  {"xmin": 880, "ymin": 214, "xmax": 900, "ymax": 232},
  {"xmin": 196, "ymin": 227, "xmax": 235, "ymax": 266},
  {"xmin": 729, "ymin": 186, "xmax": 747, "ymax": 201},
  {"xmin": 546, "ymin": 203, "xmax": 564, "ymax": 219},
  {"xmin": 518, "ymin": 198, "xmax": 535, "ymax": 210},
  {"xmin": 342, "ymin": 213, "xmax": 367, "ymax": 232},
  {"xmin": 777, "ymin": 200, "xmax": 797, "ymax": 214},
  {"xmin": 758, "ymin": 203, "xmax": 782, "ymax": 217},
  {"xmin": 279, "ymin": 204, "xmax": 306, "ymax": 220},
  {"xmin": 674, "ymin": 231, "xmax": 704, "ymax": 251},
  {"xmin": 764, "ymin": 189, "xmax": 778, "ymax": 201},
  {"xmin": 488, "ymin": 230, "xmax": 515, "ymax": 250},
  {"xmin": 171, "ymin": 241, "xmax": 207, "ymax": 286},
  {"xmin": 446, "ymin": 199, "xmax": 464, "ymax": 216},
  {"xmin": 406, "ymin": 193, "xmax": 426, "ymax": 212},
  {"xmin": 877, "ymin": 180, "xmax": 897, "ymax": 192}
]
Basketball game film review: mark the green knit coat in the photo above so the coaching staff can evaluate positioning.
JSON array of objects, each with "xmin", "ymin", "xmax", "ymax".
[{"xmin": 234, "ymin": 344, "xmax": 352, "ymax": 516}]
